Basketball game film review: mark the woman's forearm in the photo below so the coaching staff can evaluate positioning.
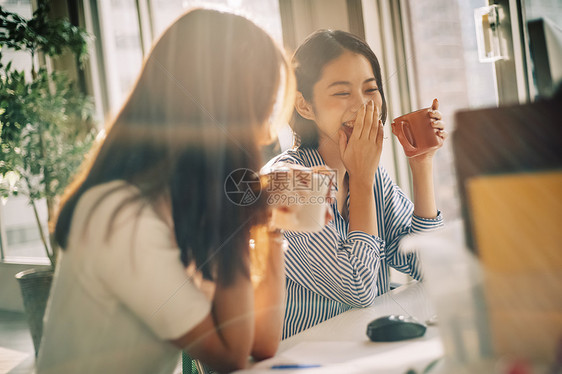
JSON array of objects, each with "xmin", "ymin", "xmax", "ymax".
[
  {"xmin": 409, "ymin": 159, "xmax": 438, "ymax": 218},
  {"xmin": 251, "ymin": 229, "xmax": 286, "ymax": 360},
  {"xmin": 175, "ymin": 271, "xmax": 255, "ymax": 373},
  {"xmin": 348, "ymin": 177, "xmax": 378, "ymax": 236},
  {"xmin": 209, "ymin": 274, "xmax": 255, "ymax": 368}
]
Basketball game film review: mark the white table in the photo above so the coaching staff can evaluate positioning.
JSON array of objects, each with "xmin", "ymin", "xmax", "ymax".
[{"xmin": 235, "ymin": 281, "xmax": 445, "ymax": 374}]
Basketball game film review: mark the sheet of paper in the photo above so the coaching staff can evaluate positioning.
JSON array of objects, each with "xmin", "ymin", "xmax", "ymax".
[{"xmin": 237, "ymin": 339, "xmax": 443, "ymax": 373}]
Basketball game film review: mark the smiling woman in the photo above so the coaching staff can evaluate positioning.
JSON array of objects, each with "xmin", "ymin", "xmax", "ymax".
[
  {"xmin": 304, "ymin": 50, "xmax": 383, "ymax": 143},
  {"xmin": 290, "ymin": 30, "xmax": 387, "ymax": 150},
  {"xmin": 266, "ymin": 29, "xmax": 444, "ymax": 339}
]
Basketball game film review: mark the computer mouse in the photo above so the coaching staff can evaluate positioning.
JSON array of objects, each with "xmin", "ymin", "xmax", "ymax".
[{"xmin": 366, "ymin": 314, "xmax": 427, "ymax": 342}]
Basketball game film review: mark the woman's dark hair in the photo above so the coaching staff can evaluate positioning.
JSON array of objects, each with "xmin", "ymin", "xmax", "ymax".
[
  {"xmin": 53, "ymin": 8, "xmax": 294, "ymax": 286},
  {"xmin": 291, "ymin": 29, "xmax": 387, "ymax": 148}
]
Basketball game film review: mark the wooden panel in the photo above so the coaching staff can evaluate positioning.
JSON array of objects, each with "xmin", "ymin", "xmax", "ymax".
[
  {"xmin": 468, "ymin": 171, "xmax": 562, "ymax": 271},
  {"xmin": 453, "ymin": 93, "xmax": 562, "ymax": 252},
  {"xmin": 467, "ymin": 171, "xmax": 562, "ymax": 363}
]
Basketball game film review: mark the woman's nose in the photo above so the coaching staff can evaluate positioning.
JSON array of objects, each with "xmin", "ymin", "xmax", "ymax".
[{"xmin": 350, "ymin": 92, "xmax": 370, "ymax": 113}]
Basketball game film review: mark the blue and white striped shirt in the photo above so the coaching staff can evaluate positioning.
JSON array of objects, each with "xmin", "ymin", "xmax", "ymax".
[{"xmin": 266, "ymin": 147, "xmax": 444, "ymax": 338}]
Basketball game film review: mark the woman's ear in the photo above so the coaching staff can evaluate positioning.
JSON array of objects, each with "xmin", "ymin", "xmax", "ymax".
[{"xmin": 295, "ymin": 92, "xmax": 315, "ymax": 121}]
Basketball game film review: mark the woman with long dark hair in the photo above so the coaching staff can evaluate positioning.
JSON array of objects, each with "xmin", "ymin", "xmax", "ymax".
[
  {"xmin": 266, "ymin": 29, "xmax": 445, "ymax": 338},
  {"xmin": 37, "ymin": 8, "xmax": 294, "ymax": 373}
]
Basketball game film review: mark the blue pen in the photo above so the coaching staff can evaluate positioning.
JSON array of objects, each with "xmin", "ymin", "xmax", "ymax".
[{"xmin": 271, "ymin": 364, "xmax": 321, "ymax": 370}]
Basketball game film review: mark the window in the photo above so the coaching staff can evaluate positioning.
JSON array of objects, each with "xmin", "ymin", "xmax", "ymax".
[
  {"xmin": 525, "ymin": 0, "xmax": 562, "ymax": 24},
  {"xmin": 403, "ymin": 0, "xmax": 498, "ymax": 222},
  {"xmin": 149, "ymin": 0, "xmax": 283, "ymax": 43},
  {"xmin": 95, "ymin": 0, "xmax": 283, "ymax": 116},
  {"xmin": 0, "ymin": 0, "xmax": 50, "ymax": 261},
  {"xmin": 402, "ymin": 0, "xmax": 561, "ymax": 222},
  {"xmin": 1, "ymin": 197, "xmax": 49, "ymax": 258},
  {"xmin": 96, "ymin": 0, "xmax": 144, "ymax": 113},
  {"xmin": 523, "ymin": 0, "xmax": 562, "ymax": 98}
]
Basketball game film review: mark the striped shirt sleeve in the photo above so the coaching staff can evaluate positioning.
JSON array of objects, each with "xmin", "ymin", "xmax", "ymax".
[
  {"xmin": 283, "ymin": 226, "xmax": 382, "ymax": 307},
  {"xmin": 270, "ymin": 150, "xmax": 383, "ymax": 307},
  {"xmin": 379, "ymin": 167, "xmax": 444, "ymax": 281}
]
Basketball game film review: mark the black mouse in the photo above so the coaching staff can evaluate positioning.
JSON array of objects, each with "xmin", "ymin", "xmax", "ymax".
[{"xmin": 366, "ymin": 314, "xmax": 427, "ymax": 342}]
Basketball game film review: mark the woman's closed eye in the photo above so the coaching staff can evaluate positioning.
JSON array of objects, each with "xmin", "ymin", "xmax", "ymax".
[{"xmin": 332, "ymin": 87, "xmax": 378, "ymax": 97}]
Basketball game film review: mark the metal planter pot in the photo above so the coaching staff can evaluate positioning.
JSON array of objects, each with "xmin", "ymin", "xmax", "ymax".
[{"xmin": 15, "ymin": 268, "xmax": 54, "ymax": 356}]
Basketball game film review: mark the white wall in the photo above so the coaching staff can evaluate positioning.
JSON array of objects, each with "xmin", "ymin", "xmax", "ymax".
[{"xmin": 289, "ymin": 0, "xmax": 349, "ymax": 46}]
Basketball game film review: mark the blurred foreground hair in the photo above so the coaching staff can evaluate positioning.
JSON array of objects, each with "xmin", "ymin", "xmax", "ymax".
[{"xmin": 54, "ymin": 8, "xmax": 295, "ymax": 285}]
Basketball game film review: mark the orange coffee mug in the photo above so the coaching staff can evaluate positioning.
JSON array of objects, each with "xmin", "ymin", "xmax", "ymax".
[{"xmin": 391, "ymin": 107, "xmax": 442, "ymax": 158}]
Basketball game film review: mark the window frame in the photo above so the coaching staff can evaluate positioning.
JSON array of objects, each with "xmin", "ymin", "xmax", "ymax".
[{"xmin": 365, "ymin": 0, "xmax": 533, "ymax": 195}]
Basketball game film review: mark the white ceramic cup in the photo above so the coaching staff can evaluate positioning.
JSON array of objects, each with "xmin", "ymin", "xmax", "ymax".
[{"xmin": 262, "ymin": 166, "xmax": 333, "ymax": 233}]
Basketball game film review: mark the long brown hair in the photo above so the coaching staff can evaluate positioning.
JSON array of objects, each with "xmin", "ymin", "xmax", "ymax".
[{"xmin": 54, "ymin": 8, "xmax": 294, "ymax": 285}]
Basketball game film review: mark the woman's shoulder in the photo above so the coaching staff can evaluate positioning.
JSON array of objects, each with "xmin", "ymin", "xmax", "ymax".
[
  {"xmin": 264, "ymin": 148, "xmax": 306, "ymax": 167},
  {"xmin": 79, "ymin": 181, "xmax": 140, "ymax": 212},
  {"xmin": 72, "ymin": 181, "xmax": 146, "ymax": 230},
  {"xmin": 263, "ymin": 147, "xmax": 324, "ymax": 171},
  {"xmin": 69, "ymin": 181, "xmax": 169, "ymax": 253}
]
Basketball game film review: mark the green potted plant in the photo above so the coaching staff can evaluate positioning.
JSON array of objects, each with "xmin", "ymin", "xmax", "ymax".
[{"xmin": 0, "ymin": 0, "xmax": 96, "ymax": 354}]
